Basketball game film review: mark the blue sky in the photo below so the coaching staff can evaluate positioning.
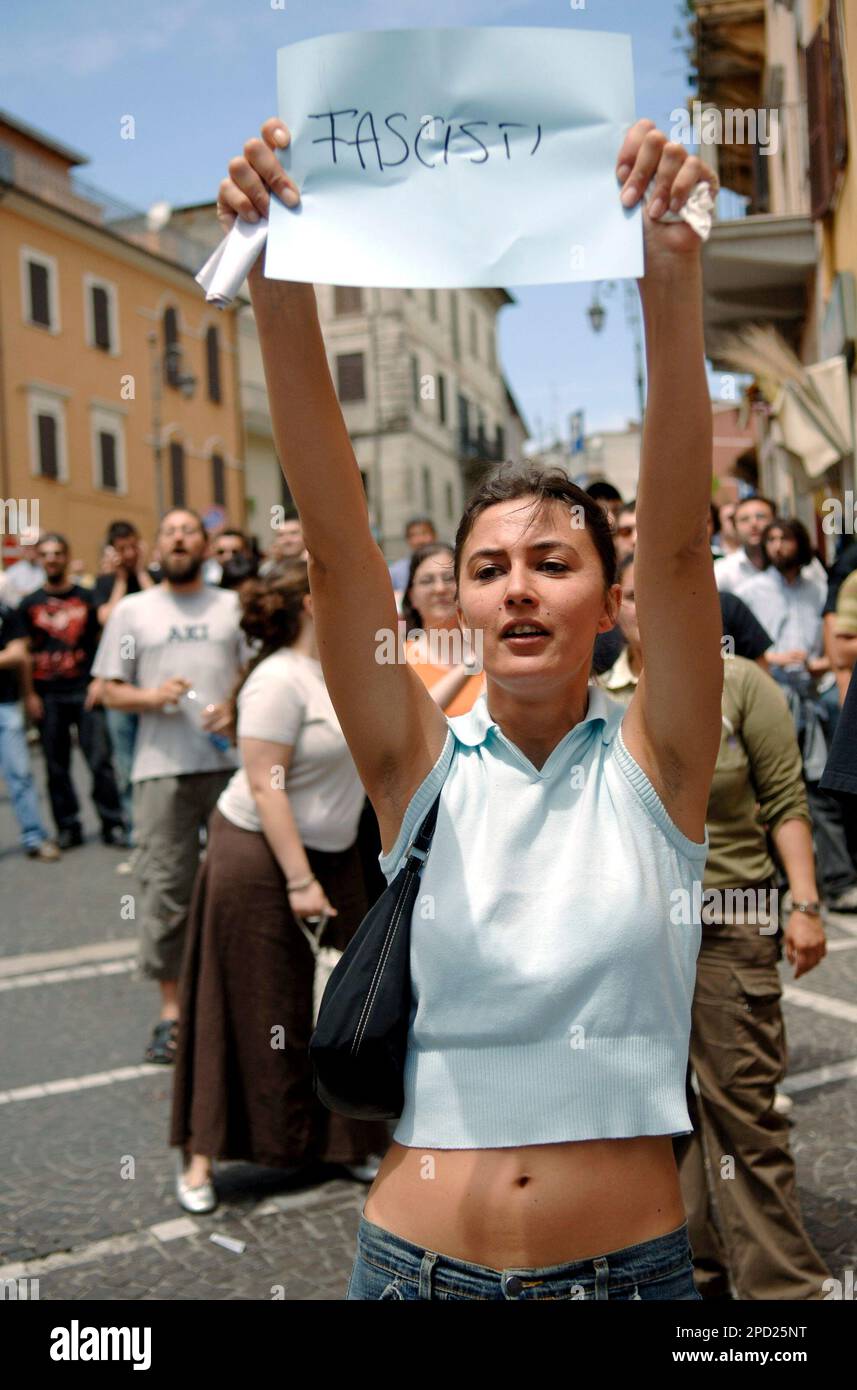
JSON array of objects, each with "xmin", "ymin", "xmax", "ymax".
[{"xmin": 4, "ymin": 0, "xmax": 698, "ymax": 438}]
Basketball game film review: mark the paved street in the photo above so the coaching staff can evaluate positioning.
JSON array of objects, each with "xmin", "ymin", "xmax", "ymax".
[{"xmin": 1, "ymin": 747, "xmax": 856, "ymax": 1301}]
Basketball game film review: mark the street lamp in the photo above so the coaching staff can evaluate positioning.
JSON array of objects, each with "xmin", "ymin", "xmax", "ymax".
[
  {"xmin": 585, "ymin": 281, "xmax": 645, "ymax": 424},
  {"xmin": 587, "ymin": 294, "xmax": 606, "ymax": 335}
]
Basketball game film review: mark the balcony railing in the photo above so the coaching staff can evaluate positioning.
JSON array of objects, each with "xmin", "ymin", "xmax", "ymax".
[{"xmin": 0, "ymin": 142, "xmax": 213, "ymax": 278}]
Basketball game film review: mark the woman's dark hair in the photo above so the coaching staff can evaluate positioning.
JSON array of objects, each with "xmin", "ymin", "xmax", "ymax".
[
  {"xmin": 761, "ymin": 517, "xmax": 813, "ymax": 570},
  {"xmin": 229, "ymin": 562, "xmax": 311, "ymax": 725},
  {"xmin": 454, "ymin": 465, "xmax": 618, "ymax": 589},
  {"xmin": 402, "ymin": 542, "xmax": 455, "ymax": 632}
]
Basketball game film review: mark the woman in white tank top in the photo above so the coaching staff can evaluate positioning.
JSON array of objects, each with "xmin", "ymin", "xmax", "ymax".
[{"xmin": 217, "ymin": 115, "xmax": 724, "ymax": 1301}]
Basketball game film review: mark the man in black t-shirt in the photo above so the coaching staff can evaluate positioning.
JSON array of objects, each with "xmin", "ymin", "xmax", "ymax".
[
  {"xmin": 92, "ymin": 520, "xmax": 156, "ymax": 627},
  {"xmin": 20, "ymin": 533, "xmax": 125, "ymax": 850},
  {"xmin": 0, "ymin": 600, "xmax": 59, "ymax": 860}
]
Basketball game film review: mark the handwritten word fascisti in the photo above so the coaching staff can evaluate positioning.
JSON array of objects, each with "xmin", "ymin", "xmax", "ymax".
[{"xmin": 308, "ymin": 111, "xmax": 544, "ymax": 170}]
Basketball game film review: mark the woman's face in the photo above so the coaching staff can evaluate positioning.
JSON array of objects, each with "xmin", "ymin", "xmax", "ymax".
[
  {"xmin": 457, "ymin": 497, "xmax": 619, "ymax": 691},
  {"xmin": 617, "ymin": 563, "xmax": 639, "ymax": 648},
  {"xmin": 408, "ymin": 549, "xmax": 457, "ymax": 629}
]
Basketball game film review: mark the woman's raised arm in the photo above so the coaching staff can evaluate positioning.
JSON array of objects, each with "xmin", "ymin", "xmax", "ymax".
[
  {"xmin": 218, "ymin": 119, "xmax": 448, "ymax": 848},
  {"xmin": 615, "ymin": 122, "xmax": 724, "ymax": 844}
]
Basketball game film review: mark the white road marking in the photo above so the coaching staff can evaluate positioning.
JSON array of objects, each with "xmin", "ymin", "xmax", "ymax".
[
  {"xmin": 781, "ymin": 985, "xmax": 857, "ymax": 1025},
  {"xmin": 0, "ymin": 939, "xmax": 137, "ymax": 978},
  {"xmin": 780, "ymin": 1056, "xmax": 857, "ymax": 1095},
  {"xmin": 0, "ymin": 1063, "xmax": 163, "ymax": 1105},
  {"xmin": 0, "ymin": 1185, "xmax": 359, "ymax": 1280},
  {"xmin": 0, "ymin": 960, "xmax": 135, "ymax": 991}
]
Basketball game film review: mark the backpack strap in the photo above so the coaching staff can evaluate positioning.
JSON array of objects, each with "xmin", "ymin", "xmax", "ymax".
[{"xmin": 404, "ymin": 793, "xmax": 442, "ymax": 873}]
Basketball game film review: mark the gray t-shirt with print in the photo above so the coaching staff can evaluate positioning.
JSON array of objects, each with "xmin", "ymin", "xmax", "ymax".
[{"xmin": 92, "ymin": 585, "xmax": 242, "ymax": 782}]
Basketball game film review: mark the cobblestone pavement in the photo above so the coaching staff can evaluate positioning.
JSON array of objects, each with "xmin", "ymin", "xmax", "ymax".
[{"xmin": 1, "ymin": 749, "xmax": 856, "ymax": 1300}]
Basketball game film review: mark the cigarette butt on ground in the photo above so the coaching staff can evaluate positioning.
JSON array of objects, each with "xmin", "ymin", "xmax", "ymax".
[{"xmin": 210, "ymin": 1233, "xmax": 246, "ymax": 1255}]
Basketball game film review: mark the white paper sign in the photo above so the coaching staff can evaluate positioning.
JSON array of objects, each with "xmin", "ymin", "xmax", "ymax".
[{"xmin": 264, "ymin": 26, "xmax": 642, "ymax": 287}]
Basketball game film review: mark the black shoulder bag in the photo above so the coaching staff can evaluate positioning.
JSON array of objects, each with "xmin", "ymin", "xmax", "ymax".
[{"xmin": 308, "ymin": 793, "xmax": 441, "ymax": 1120}]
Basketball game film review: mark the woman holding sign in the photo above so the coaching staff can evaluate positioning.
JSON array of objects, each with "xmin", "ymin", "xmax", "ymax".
[{"xmin": 218, "ymin": 117, "xmax": 722, "ymax": 1301}]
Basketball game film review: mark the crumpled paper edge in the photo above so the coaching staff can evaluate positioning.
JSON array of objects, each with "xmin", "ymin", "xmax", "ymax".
[{"xmin": 195, "ymin": 181, "xmax": 716, "ymax": 307}]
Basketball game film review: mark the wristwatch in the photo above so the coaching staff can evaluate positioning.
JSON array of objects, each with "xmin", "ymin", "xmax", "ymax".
[{"xmin": 789, "ymin": 900, "xmax": 822, "ymax": 917}]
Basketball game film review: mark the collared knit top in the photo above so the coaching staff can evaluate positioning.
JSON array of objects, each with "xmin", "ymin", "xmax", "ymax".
[{"xmin": 379, "ymin": 685, "xmax": 706, "ymax": 1150}]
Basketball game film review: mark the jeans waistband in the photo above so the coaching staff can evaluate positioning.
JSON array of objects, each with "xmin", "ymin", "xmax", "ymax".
[{"xmin": 355, "ymin": 1213, "xmax": 692, "ymax": 1299}]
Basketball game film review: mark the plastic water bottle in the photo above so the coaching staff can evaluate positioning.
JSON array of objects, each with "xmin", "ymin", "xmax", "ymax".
[{"xmin": 182, "ymin": 688, "xmax": 231, "ymax": 752}]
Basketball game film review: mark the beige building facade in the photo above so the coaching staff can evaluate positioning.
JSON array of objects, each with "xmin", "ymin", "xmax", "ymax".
[{"xmin": 0, "ymin": 112, "xmax": 244, "ymax": 576}]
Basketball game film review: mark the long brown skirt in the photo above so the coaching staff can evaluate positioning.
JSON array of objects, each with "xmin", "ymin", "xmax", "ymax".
[{"xmin": 169, "ymin": 807, "xmax": 390, "ymax": 1167}]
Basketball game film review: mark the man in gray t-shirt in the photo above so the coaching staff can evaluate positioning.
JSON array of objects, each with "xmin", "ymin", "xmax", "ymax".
[{"xmin": 92, "ymin": 508, "xmax": 243, "ymax": 1064}]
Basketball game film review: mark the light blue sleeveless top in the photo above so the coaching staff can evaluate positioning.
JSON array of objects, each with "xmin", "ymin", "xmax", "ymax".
[{"xmin": 379, "ymin": 686, "xmax": 706, "ymax": 1149}]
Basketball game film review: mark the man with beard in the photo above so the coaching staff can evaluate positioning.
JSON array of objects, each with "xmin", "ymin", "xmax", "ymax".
[
  {"xmin": 739, "ymin": 518, "xmax": 857, "ymax": 913},
  {"xmin": 715, "ymin": 495, "xmax": 827, "ymax": 600},
  {"xmin": 92, "ymin": 509, "xmax": 242, "ymax": 1063},
  {"xmin": 20, "ymin": 534, "xmax": 125, "ymax": 850}
]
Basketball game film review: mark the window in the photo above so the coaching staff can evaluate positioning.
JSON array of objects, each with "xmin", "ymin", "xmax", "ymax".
[
  {"xmin": 411, "ymin": 353, "xmax": 420, "ymax": 407},
  {"xmin": 206, "ymin": 326, "xmax": 221, "ymax": 403},
  {"xmin": 421, "ymin": 466, "xmax": 433, "ymax": 513},
  {"xmin": 22, "ymin": 249, "xmax": 59, "ymax": 331},
  {"xmin": 359, "ymin": 469, "xmax": 371, "ymax": 500},
  {"xmin": 438, "ymin": 373, "xmax": 447, "ymax": 425},
  {"xmin": 334, "ymin": 286, "xmax": 363, "ymax": 314},
  {"xmin": 38, "ymin": 414, "xmax": 59, "ymax": 478},
  {"xmin": 84, "ymin": 276, "xmax": 118, "ymax": 353},
  {"xmin": 163, "ymin": 306, "xmax": 180, "ymax": 387},
  {"xmin": 212, "ymin": 452, "xmax": 226, "ymax": 506},
  {"xmin": 458, "ymin": 393, "xmax": 470, "ymax": 452},
  {"xmin": 477, "ymin": 409, "xmax": 487, "ymax": 454},
  {"xmin": 27, "ymin": 389, "xmax": 68, "ymax": 481},
  {"xmin": 495, "ymin": 424, "xmax": 506, "ymax": 461},
  {"xmin": 470, "ymin": 310, "xmax": 479, "ymax": 358},
  {"xmin": 93, "ymin": 287, "xmax": 110, "ymax": 348},
  {"xmin": 91, "ymin": 407, "xmax": 126, "ymax": 493},
  {"xmin": 428, "ymin": 288, "xmax": 438, "ymax": 321},
  {"xmin": 806, "ymin": 4, "xmax": 848, "ymax": 220},
  {"xmin": 169, "ymin": 440, "xmax": 186, "ymax": 506},
  {"xmin": 337, "ymin": 352, "xmax": 366, "ymax": 402},
  {"xmin": 449, "ymin": 291, "xmax": 460, "ymax": 360},
  {"xmin": 445, "ymin": 480, "xmax": 454, "ymax": 519},
  {"xmin": 99, "ymin": 432, "xmax": 118, "ymax": 489}
]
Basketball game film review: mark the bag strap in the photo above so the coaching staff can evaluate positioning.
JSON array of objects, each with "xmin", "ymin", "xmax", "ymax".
[{"xmin": 404, "ymin": 792, "xmax": 442, "ymax": 874}]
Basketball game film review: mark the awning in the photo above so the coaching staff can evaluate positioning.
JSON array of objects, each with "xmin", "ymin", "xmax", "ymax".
[{"xmin": 702, "ymin": 214, "xmax": 817, "ymax": 365}]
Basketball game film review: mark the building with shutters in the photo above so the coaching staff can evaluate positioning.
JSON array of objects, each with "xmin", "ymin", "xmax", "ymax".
[
  {"xmin": 0, "ymin": 111, "xmax": 244, "ymax": 576},
  {"xmin": 171, "ymin": 202, "xmax": 528, "ymax": 561},
  {"xmin": 690, "ymin": 0, "xmax": 856, "ymax": 550}
]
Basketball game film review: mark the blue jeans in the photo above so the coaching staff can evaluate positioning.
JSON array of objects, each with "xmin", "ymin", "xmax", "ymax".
[
  {"xmin": 346, "ymin": 1214, "xmax": 701, "ymax": 1300},
  {"xmin": 106, "ymin": 707, "xmax": 138, "ymax": 838},
  {"xmin": 0, "ymin": 701, "xmax": 49, "ymax": 850}
]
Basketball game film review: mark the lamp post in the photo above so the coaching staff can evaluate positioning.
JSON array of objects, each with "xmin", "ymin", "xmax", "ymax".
[
  {"xmin": 147, "ymin": 329, "xmax": 197, "ymax": 523},
  {"xmin": 586, "ymin": 281, "xmax": 645, "ymax": 424}
]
